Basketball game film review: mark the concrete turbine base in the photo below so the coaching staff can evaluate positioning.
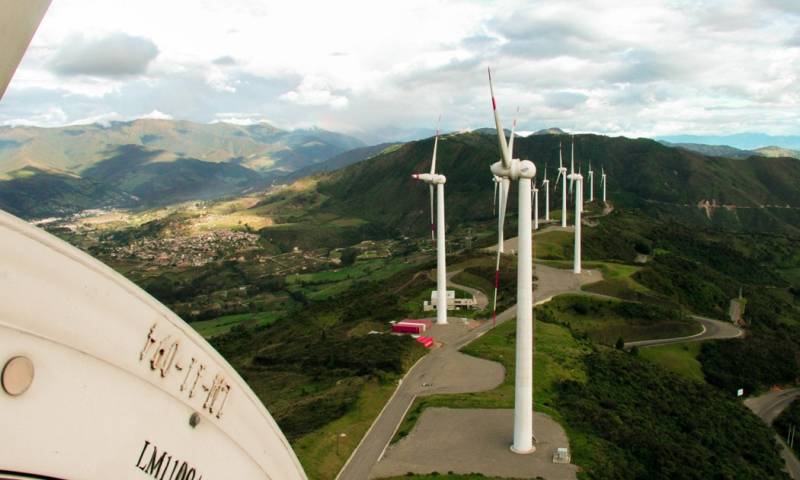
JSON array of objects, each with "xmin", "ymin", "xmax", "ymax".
[{"xmin": 510, "ymin": 444, "xmax": 537, "ymax": 454}]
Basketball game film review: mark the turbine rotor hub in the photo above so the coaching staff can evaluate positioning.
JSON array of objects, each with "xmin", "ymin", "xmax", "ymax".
[{"xmin": 491, "ymin": 158, "xmax": 536, "ymax": 180}]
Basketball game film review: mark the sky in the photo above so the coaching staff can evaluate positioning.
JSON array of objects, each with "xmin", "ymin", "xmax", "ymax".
[{"xmin": 2, "ymin": 0, "xmax": 799, "ymax": 143}]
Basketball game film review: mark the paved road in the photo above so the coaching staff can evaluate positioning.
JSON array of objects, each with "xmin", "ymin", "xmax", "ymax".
[
  {"xmin": 336, "ymin": 264, "xmax": 599, "ymax": 480},
  {"xmin": 624, "ymin": 315, "xmax": 743, "ymax": 349},
  {"xmin": 447, "ymin": 270, "xmax": 488, "ymax": 310},
  {"xmin": 488, "ymin": 224, "xmax": 574, "ymax": 253},
  {"xmin": 745, "ymin": 389, "xmax": 800, "ymax": 479}
]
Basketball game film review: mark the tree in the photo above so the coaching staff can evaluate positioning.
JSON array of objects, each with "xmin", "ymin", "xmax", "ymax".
[
  {"xmin": 615, "ymin": 336, "xmax": 625, "ymax": 350},
  {"xmin": 340, "ymin": 247, "xmax": 358, "ymax": 266}
]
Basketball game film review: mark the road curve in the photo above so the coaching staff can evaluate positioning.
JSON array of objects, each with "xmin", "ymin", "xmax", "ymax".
[
  {"xmin": 447, "ymin": 270, "xmax": 488, "ymax": 310},
  {"xmin": 624, "ymin": 315, "xmax": 743, "ymax": 349},
  {"xmin": 745, "ymin": 388, "xmax": 800, "ymax": 479}
]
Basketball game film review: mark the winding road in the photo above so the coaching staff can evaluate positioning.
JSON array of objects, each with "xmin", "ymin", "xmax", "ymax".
[
  {"xmin": 624, "ymin": 314, "xmax": 743, "ymax": 348},
  {"xmin": 745, "ymin": 389, "xmax": 800, "ymax": 480}
]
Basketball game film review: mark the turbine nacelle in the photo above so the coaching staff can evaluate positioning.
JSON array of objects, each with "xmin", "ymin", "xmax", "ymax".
[
  {"xmin": 490, "ymin": 159, "xmax": 536, "ymax": 181},
  {"xmin": 411, "ymin": 173, "xmax": 446, "ymax": 184}
]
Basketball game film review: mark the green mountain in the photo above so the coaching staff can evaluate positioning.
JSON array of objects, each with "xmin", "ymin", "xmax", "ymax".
[
  {"xmin": 0, "ymin": 166, "xmax": 135, "ymax": 218},
  {"xmin": 659, "ymin": 141, "xmax": 756, "ymax": 159},
  {"xmin": 314, "ymin": 132, "xmax": 800, "ymax": 236},
  {"xmin": 660, "ymin": 141, "xmax": 800, "ymax": 160},
  {"xmin": 0, "ymin": 119, "xmax": 367, "ymax": 218},
  {"xmin": 0, "ymin": 144, "xmax": 266, "ymax": 218},
  {"xmin": 0, "ymin": 119, "xmax": 364, "ymax": 174},
  {"xmin": 755, "ymin": 146, "xmax": 800, "ymax": 159},
  {"xmin": 282, "ymin": 142, "xmax": 401, "ymax": 183}
]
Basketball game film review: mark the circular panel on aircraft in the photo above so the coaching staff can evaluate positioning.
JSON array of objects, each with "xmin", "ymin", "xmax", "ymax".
[{"xmin": 1, "ymin": 356, "xmax": 34, "ymax": 396}]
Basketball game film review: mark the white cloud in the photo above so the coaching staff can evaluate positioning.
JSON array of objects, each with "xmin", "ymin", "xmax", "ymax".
[
  {"xmin": 1, "ymin": 0, "xmax": 798, "ymax": 139},
  {"xmin": 139, "ymin": 110, "xmax": 173, "ymax": 120},
  {"xmin": 280, "ymin": 76, "xmax": 349, "ymax": 109}
]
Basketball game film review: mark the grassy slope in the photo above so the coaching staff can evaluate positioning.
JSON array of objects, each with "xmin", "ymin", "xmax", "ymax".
[
  {"xmin": 538, "ymin": 294, "xmax": 701, "ymax": 346},
  {"xmin": 638, "ymin": 343, "xmax": 704, "ymax": 382}
]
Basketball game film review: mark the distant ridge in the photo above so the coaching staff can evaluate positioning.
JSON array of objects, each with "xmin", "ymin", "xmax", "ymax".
[
  {"xmin": 532, "ymin": 127, "xmax": 567, "ymax": 135},
  {"xmin": 661, "ymin": 141, "xmax": 800, "ymax": 160},
  {"xmin": 657, "ymin": 132, "xmax": 800, "ymax": 150}
]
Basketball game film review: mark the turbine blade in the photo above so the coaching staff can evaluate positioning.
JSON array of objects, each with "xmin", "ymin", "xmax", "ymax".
[
  {"xmin": 430, "ymin": 116, "xmax": 440, "ymax": 174},
  {"xmin": 569, "ymin": 135, "xmax": 575, "ymax": 192},
  {"xmin": 493, "ymin": 179, "xmax": 498, "ymax": 215},
  {"xmin": 508, "ymin": 106, "xmax": 519, "ymax": 159},
  {"xmin": 488, "ymin": 67, "xmax": 511, "ymax": 168},
  {"xmin": 559, "ymin": 142, "xmax": 563, "ymax": 168}
]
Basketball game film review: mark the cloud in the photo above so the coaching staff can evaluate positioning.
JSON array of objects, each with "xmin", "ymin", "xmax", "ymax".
[
  {"xmin": 280, "ymin": 76, "xmax": 349, "ymax": 109},
  {"xmin": 3, "ymin": 0, "xmax": 799, "ymax": 139},
  {"xmin": 212, "ymin": 55, "xmax": 236, "ymax": 66},
  {"xmin": 48, "ymin": 33, "xmax": 159, "ymax": 77},
  {"xmin": 212, "ymin": 112, "xmax": 272, "ymax": 125},
  {"xmin": 139, "ymin": 110, "xmax": 173, "ymax": 120},
  {"xmin": 544, "ymin": 91, "xmax": 589, "ymax": 110}
]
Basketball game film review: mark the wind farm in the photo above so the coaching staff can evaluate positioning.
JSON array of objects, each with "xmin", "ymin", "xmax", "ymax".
[{"xmin": 2, "ymin": 2, "xmax": 800, "ymax": 480}]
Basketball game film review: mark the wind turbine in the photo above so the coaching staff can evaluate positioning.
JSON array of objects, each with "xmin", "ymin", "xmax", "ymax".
[
  {"xmin": 568, "ymin": 168, "xmax": 584, "ymax": 274},
  {"xmin": 490, "ymin": 111, "xmax": 518, "ymax": 324},
  {"xmin": 488, "ymin": 68, "xmax": 537, "ymax": 455},
  {"xmin": 542, "ymin": 167, "xmax": 550, "ymax": 222},
  {"xmin": 412, "ymin": 124, "xmax": 448, "ymax": 325},
  {"xmin": 601, "ymin": 166, "xmax": 607, "ymax": 204},
  {"xmin": 587, "ymin": 161, "xmax": 594, "ymax": 203},
  {"xmin": 555, "ymin": 144, "xmax": 567, "ymax": 227}
]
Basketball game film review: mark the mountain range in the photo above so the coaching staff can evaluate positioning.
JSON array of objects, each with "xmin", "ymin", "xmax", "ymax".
[
  {"xmin": 3, "ymin": 119, "xmax": 800, "ymax": 238},
  {"xmin": 313, "ymin": 132, "xmax": 800, "ymax": 236},
  {"xmin": 657, "ymin": 133, "xmax": 800, "ymax": 151},
  {"xmin": 0, "ymin": 119, "xmax": 366, "ymax": 218},
  {"xmin": 660, "ymin": 141, "xmax": 800, "ymax": 160}
]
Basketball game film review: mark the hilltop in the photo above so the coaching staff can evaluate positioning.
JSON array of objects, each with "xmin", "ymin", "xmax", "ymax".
[
  {"xmin": 0, "ymin": 119, "xmax": 365, "ymax": 218},
  {"xmin": 0, "ymin": 119, "xmax": 364, "ymax": 174},
  {"xmin": 313, "ymin": 131, "xmax": 800, "ymax": 237}
]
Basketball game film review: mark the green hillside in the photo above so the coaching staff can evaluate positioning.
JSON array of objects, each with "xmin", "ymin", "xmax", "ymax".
[
  {"xmin": 315, "ymin": 132, "xmax": 800, "ymax": 236},
  {"xmin": 0, "ymin": 119, "xmax": 364, "ymax": 174}
]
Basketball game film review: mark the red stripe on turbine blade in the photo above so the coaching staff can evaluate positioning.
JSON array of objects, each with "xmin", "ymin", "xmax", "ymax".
[
  {"xmin": 495, "ymin": 270, "xmax": 500, "ymax": 288},
  {"xmin": 492, "ymin": 97, "xmax": 496, "ymax": 110}
]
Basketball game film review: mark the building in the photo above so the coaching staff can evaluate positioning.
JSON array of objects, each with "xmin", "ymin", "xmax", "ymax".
[
  {"xmin": 553, "ymin": 447, "xmax": 571, "ymax": 464},
  {"xmin": 423, "ymin": 290, "xmax": 477, "ymax": 311}
]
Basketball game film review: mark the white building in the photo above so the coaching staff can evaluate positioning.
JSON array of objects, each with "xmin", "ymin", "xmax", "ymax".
[{"xmin": 423, "ymin": 290, "xmax": 477, "ymax": 311}]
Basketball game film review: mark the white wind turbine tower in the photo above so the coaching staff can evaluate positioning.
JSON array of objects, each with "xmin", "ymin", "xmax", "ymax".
[
  {"xmin": 542, "ymin": 167, "xmax": 550, "ymax": 222},
  {"xmin": 532, "ymin": 183, "xmax": 539, "ymax": 231},
  {"xmin": 587, "ymin": 161, "xmax": 594, "ymax": 203},
  {"xmin": 488, "ymin": 68, "xmax": 537, "ymax": 454},
  {"xmin": 568, "ymin": 167, "xmax": 584, "ymax": 274},
  {"xmin": 555, "ymin": 144, "xmax": 567, "ymax": 227},
  {"xmin": 601, "ymin": 166, "xmax": 607, "ymax": 204},
  {"xmin": 412, "ymin": 124, "xmax": 448, "ymax": 325}
]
